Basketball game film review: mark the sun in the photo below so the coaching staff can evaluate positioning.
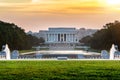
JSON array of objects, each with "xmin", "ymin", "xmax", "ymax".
[
  {"xmin": 32, "ymin": 0, "xmax": 39, "ymax": 3},
  {"xmin": 106, "ymin": 0, "xmax": 120, "ymax": 5}
]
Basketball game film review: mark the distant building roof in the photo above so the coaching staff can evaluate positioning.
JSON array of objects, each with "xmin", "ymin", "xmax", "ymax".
[{"xmin": 48, "ymin": 28, "xmax": 76, "ymax": 31}]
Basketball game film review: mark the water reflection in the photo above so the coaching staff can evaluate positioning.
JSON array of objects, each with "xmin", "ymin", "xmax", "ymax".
[{"xmin": 19, "ymin": 50, "xmax": 100, "ymax": 59}]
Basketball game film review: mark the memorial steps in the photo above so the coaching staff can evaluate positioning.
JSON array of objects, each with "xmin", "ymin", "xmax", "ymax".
[{"xmin": 49, "ymin": 43, "xmax": 74, "ymax": 50}]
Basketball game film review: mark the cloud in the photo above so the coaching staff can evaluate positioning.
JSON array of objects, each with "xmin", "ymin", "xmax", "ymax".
[
  {"xmin": 0, "ymin": 0, "xmax": 116, "ymax": 15},
  {"xmin": 0, "ymin": 0, "xmax": 31, "ymax": 3}
]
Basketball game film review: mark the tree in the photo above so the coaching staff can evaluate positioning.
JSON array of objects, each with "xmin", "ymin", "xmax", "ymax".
[
  {"xmin": 79, "ymin": 36, "xmax": 92, "ymax": 46},
  {"xmin": 80, "ymin": 20, "xmax": 120, "ymax": 50},
  {"xmin": 0, "ymin": 20, "xmax": 45, "ymax": 50}
]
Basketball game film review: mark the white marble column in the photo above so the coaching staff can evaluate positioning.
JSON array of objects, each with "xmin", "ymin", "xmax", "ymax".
[
  {"xmin": 46, "ymin": 34, "xmax": 48, "ymax": 42},
  {"xmin": 47, "ymin": 34, "xmax": 49, "ymax": 42},
  {"xmin": 74, "ymin": 34, "xmax": 76, "ymax": 42},
  {"xmin": 59, "ymin": 34, "xmax": 61, "ymax": 42},
  {"xmin": 56, "ymin": 34, "xmax": 57, "ymax": 42},
  {"xmin": 51, "ymin": 34, "xmax": 52, "ymax": 42},
  {"xmin": 52, "ymin": 34, "xmax": 54, "ymax": 42},
  {"xmin": 73, "ymin": 34, "xmax": 75, "ymax": 42},
  {"xmin": 55, "ymin": 34, "xmax": 57, "ymax": 42},
  {"xmin": 49, "ymin": 34, "xmax": 50, "ymax": 42},
  {"xmin": 63, "ymin": 34, "xmax": 64, "ymax": 42},
  {"xmin": 50, "ymin": 34, "xmax": 51, "ymax": 42},
  {"xmin": 54, "ymin": 34, "xmax": 55, "ymax": 42},
  {"xmin": 69, "ymin": 34, "xmax": 71, "ymax": 42},
  {"xmin": 72, "ymin": 34, "xmax": 74, "ymax": 42},
  {"xmin": 66, "ymin": 34, "xmax": 68, "ymax": 42},
  {"xmin": 53, "ymin": 34, "xmax": 54, "ymax": 42},
  {"xmin": 71, "ymin": 34, "xmax": 72, "ymax": 42},
  {"xmin": 55, "ymin": 34, "xmax": 56, "ymax": 42},
  {"xmin": 68, "ymin": 34, "xmax": 70, "ymax": 42},
  {"xmin": 50, "ymin": 34, "xmax": 52, "ymax": 42},
  {"xmin": 56, "ymin": 34, "xmax": 58, "ymax": 42}
]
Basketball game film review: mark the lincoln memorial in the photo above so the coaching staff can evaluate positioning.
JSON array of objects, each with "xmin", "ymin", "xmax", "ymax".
[
  {"xmin": 28, "ymin": 27, "xmax": 97, "ymax": 50},
  {"xmin": 45, "ymin": 28, "xmax": 78, "ymax": 44}
]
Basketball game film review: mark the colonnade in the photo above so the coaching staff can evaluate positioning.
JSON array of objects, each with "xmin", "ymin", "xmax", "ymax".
[{"xmin": 46, "ymin": 33, "xmax": 77, "ymax": 43}]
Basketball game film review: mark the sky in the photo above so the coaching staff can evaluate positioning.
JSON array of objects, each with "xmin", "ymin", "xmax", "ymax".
[{"xmin": 0, "ymin": 0, "xmax": 120, "ymax": 32}]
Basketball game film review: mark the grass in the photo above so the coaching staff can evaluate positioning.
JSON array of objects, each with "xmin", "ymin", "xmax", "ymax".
[
  {"xmin": 19, "ymin": 50, "xmax": 35, "ymax": 53},
  {"xmin": 75, "ymin": 48, "xmax": 101, "ymax": 53},
  {"xmin": 19, "ymin": 48, "xmax": 49, "ymax": 53},
  {"xmin": 0, "ymin": 60, "xmax": 120, "ymax": 80}
]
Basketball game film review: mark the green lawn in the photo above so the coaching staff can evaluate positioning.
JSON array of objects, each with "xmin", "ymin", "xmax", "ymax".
[
  {"xmin": 19, "ymin": 48, "xmax": 49, "ymax": 53},
  {"xmin": 19, "ymin": 50, "xmax": 35, "ymax": 53},
  {"xmin": 0, "ymin": 60, "xmax": 120, "ymax": 80}
]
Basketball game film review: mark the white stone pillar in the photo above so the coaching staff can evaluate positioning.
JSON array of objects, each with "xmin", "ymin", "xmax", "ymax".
[
  {"xmin": 47, "ymin": 34, "xmax": 49, "ymax": 42},
  {"xmin": 63, "ymin": 34, "xmax": 64, "ymax": 42},
  {"xmin": 60, "ymin": 34, "xmax": 61, "ymax": 42},
  {"xmin": 53, "ymin": 34, "xmax": 55, "ymax": 42},
  {"xmin": 59, "ymin": 34, "xmax": 60, "ymax": 42},
  {"xmin": 48, "ymin": 34, "xmax": 50, "ymax": 41},
  {"xmin": 74, "ymin": 34, "xmax": 75, "ymax": 42},
  {"xmin": 51, "ymin": 34, "xmax": 52, "ymax": 42},
  {"xmin": 70, "ymin": 34, "xmax": 72, "ymax": 42},
  {"xmin": 46, "ymin": 34, "xmax": 48, "ymax": 42},
  {"xmin": 52, "ymin": 34, "xmax": 54, "ymax": 42},
  {"xmin": 56, "ymin": 34, "xmax": 58, "ymax": 42},
  {"xmin": 68, "ymin": 34, "xmax": 70, "ymax": 42},
  {"xmin": 71, "ymin": 34, "xmax": 73, "ymax": 42},
  {"xmin": 66, "ymin": 34, "xmax": 68, "ymax": 42},
  {"xmin": 64, "ymin": 33, "xmax": 66, "ymax": 42},
  {"xmin": 67, "ymin": 34, "xmax": 69, "ymax": 42},
  {"xmin": 49, "ymin": 34, "xmax": 50, "ymax": 42},
  {"xmin": 54, "ymin": 34, "xmax": 55, "ymax": 42},
  {"xmin": 73, "ymin": 34, "xmax": 74, "ymax": 42},
  {"xmin": 55, "ymin": 34, "xmax": 56, "ymax": 42},
  {"xmin": 52, "ymin": 34, "xmax": 53, "ymax": 42}
]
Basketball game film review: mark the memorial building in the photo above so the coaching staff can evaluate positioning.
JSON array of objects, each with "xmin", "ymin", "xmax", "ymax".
[
  {"xmin": 45, "ymin": 28, "xmax": 78, "ymax": 44},
  {"xmin": 28, "ymin": 27, "xmax": 97, "ymax": 50}
]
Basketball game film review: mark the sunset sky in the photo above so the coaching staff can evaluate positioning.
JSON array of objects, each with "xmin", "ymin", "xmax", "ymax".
[{"xmin": 0, "ymin": 0, "xmax": 120, "ymax": 32}]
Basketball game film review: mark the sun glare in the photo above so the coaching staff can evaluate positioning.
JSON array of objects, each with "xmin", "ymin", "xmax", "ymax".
[
  {"xmin": 32, "ymin": 0, "xmax": 39, "ymax": 3},
  {"xmin": 106, "ymin": 0, "xmax": 120, "ymax": 5}
]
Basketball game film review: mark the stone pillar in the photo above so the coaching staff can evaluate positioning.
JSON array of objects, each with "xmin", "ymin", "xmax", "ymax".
[
  {"xmin": 49, "ymin": 34, "xmax": 51, "ymax": 42},
  {"xmin": 53, "ymin": 34, "xmax": 55, "ymax": 42},
  {"xmin": 63, "ymin": 34, "xmax": 64, "ymax": 42},
  {"xmin": 55, "ymin": 34, "xmax": 56, "ymax": 42},
  {"xmin": 66, "ymin": 34, "xmax": 68, "ymax": 42},
  {"xmin": 60, "ymin": 34, "xmax": 62, "ymax": 42},
  {"xmin": 47, "ymin": 34, "xmax": 49, "ymax": 42},
  {"xmin": 70, "ymin": 34, "xmax": 71, "ymax": 42},
  {"xmin": 52, "ymin": 34, "xmax": 53, "ymax": 42},
  {"xmin": 56, "ymin": 34, "xmax": 58, "ymax": 42},
  {"xmin": 73, "ymin": 34, "xmax": 74, "ymax": 42},
  {"xmin": 46, "ymin": 34, "xmax": 48, "ymax": 42},
  {"xmin": 73, "ymin": 34, "xmax": 75, "ymax": 42},
  {"xmin": 54, "ymin": 34, "xmax": 55, "ymax": 42},
  {"xmin": 71, "ymin": 34, "xmax": 73, "ymax": 42},
  {"xmin": 51, "ymin": 34, "xmax": 52, "ymax": 42},
  {"xmin": 68, "ymin": 34, "xmax": 70, "ymax": 42},
  {"xmin": 59, "ymin": 34, "xmax": 61, "ymax": 42}
]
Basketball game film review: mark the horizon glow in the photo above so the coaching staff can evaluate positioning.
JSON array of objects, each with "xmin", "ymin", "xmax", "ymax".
[{"xmin": 0, "ymin": 0, "xmax": 120, "ymax": 32}]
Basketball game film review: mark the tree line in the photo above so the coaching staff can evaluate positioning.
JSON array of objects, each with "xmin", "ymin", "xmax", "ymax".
[
  {"xmin": 80, "ymin": 20, "xmax": 120, "ymax": 50},
  {"xmin": 0, "ymin": 20, "xmax": 45, "ymax": 50}
]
